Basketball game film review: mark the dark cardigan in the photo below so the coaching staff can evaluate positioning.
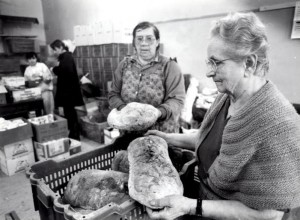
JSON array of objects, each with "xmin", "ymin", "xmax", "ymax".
[{"xmin": 52, "ymin": 52, "xmax": 84, "ymax": 107}]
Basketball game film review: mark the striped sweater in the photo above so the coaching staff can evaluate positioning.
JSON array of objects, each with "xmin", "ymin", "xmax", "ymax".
[{"xmin": 195, "ymin": 81, "xmax": 300, "ymax": 210}]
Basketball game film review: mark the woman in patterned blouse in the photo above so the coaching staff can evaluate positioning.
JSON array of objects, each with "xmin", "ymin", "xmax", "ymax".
[{"xmin": 108, "ymin": 21, "xmax": 186, "ymax": 133}]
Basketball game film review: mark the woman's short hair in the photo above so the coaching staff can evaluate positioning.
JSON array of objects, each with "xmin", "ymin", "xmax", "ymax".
[
  {"xmin": 132, "ymin": 21, "xmax": 160, "ymax": 51},
  {"xmin": 26, "ymin": 52, "xmax": 38, "ymax": 60},
  {"xmin": 211, "ymin": 12, "xmax": 269, "ymax": 75},
  {"xmin": 50, "ymin": 39, "xmax": 69, "ymax": 52}
]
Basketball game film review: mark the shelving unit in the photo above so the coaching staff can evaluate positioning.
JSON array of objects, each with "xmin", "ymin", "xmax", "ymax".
[{"xmin": 0, "ymin": 14, "xmax": 39, "ymax": 73}]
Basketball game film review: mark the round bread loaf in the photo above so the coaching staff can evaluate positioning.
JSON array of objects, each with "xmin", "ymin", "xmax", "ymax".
[
  {"xmin": 111, "ymin": 150, "xmax": 130, "ymax": 173},
  {"xmin": 64, "ymin": 169, "xmax": 129, "ymax": 210},
  {"xmin": 107, "ymin": 102, "xmax": 160, "ymax": 131},
  {"xmin": 127, "ymin": 135, "xmax": 183, "ymax": 208}
]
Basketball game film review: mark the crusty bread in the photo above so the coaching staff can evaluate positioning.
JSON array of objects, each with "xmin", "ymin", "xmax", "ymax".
[
  {"xmin": 64, "ymin": 170, "xmax": 129, "ymax": 210},
  {"xmin": 107, "ymin": 102, "xmax": 160, "ymax": 131},
  {"xmin": 127, "ymin": 135, "xmax": 183, "ymax": 208},
  {"xmin": 111, "ymin": 150, "xmax": 130, "ymax": 173}
]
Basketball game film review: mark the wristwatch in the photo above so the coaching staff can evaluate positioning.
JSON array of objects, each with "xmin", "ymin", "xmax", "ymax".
[{"xmin": 196, "ymin": 198, "xmax": 203, "ymax": 217}]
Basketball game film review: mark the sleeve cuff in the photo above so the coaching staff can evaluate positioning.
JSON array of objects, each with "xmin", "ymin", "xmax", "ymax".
[
  {"xmin": 117, "ymin": 104, "xmax": 126, "ymax": 111},
  {"xmin": 158, "ymin": 106, "xmax": 167, "ymax": 121}
]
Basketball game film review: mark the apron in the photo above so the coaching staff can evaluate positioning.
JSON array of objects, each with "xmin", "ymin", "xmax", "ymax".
[{"xmin": 120, "ymin": 57, "xmax": 180, "ymax": 133}]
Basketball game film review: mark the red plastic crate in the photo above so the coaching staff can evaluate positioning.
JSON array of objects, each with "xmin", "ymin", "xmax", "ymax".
[{"xmin": 26, "ymin": 141, "xmax": 195, "ymax": 220}]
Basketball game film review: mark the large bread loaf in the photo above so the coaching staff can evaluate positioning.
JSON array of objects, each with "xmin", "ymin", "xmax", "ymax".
[
  {"xmin": 111, "ymin": 150, "xmax": 130, "ymax": 173},
  {"xmin": 128, "ymin": 135, "xmax": 183, "ymax": 208},
  {"xmin": 107, "ymin": 102, "xmax": 160, "ymax": 131},
  {"xmin": 64, "ymin": 169, "xmax": 129, "ymax": 210}
]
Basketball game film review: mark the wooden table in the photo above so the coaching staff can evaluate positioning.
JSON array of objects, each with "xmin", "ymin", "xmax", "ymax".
[{"xmin": 0, "ymin": 98, "xmax": 43, "ymax": 119}]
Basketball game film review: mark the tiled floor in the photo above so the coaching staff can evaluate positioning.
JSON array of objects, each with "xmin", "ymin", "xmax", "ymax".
[{"xmin": 0, "ymin": 136, "xmax": 104, "ymax": 220}]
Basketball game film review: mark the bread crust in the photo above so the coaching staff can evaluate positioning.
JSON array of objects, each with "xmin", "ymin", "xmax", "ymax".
[
  {"xmin": 107, "ymin": 102, "xmax": 159, "ymax": 131},
  {"xmin": 64, "ymin": 170, "xmax": 129, "ymax": 210},
  {"xmin": 128, "ymin": 135, "xmax": 183, "ymax": 208},
  {"xmin": 111, "ymin": 150, "xmax": 130, "ymax": 173}
]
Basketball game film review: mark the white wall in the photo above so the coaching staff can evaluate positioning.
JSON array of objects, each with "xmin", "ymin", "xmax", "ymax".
[{"xmin": 41, "ymin": 0, "xmax": 300, "ymax": 103}]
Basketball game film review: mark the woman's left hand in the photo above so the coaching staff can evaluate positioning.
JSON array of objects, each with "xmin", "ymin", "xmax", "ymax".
[{"xmin": 146, "ymin": 195, "xmax": 195, "ymax": 220}]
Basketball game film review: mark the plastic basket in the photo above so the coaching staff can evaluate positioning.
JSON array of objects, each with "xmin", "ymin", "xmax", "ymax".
[{"xmin": 26, "ymin": 140, "xmax": 195, "ymax": 220}]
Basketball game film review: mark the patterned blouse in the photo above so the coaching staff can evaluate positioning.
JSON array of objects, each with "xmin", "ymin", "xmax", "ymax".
[{"xmin": 109, "ymin": 54, "xmax": 185, "ymax": 133}]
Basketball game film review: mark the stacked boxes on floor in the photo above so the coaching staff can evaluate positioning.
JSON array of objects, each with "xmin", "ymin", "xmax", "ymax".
[
  {"xmin": 0, "ymin": 118, "xmax": 35, "ymax": 176},
  {"xmin": 28, "ymin": 114, "xmax": 81, "ymax": 161},
  {"xmin": 73, "ymin": 43, "xmax": 133, "ymax": 96}
]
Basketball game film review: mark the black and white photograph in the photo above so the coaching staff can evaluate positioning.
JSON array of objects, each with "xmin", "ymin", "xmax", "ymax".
[{"xmin": 0, "ymin": 0, "xmax": 300, "ymax": 219}]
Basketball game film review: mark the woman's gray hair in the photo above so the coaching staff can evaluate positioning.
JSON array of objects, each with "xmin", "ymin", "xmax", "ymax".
[{"xmin": 211, "ymin": 12, "xmax": 269, "ymax": 75}]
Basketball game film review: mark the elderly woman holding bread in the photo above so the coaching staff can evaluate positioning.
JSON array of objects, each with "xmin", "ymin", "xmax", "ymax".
[
  {"xmin": 108, "ymin": 21, "xmax": 185, "ymax": 133},
  {"xmin": 146, "ymin": 12, "xmax": 300, "ymax": 220}
]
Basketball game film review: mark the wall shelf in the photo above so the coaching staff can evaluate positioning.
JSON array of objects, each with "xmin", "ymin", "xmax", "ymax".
[
  {"xmin": 0, "ymin": 15, "xmax": 39, "ymax": 24},
  {"xmin": 0, "ymin": 35, "xmax": 37, "ymax": 38}
]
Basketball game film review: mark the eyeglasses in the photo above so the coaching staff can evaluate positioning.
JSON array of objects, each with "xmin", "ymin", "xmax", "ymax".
[
  {"xmin": 206, "ymin": 58, "xmax": 240, "ymax": 73},
  {"xmin": 135, "ymin": 36, "xmax": 156, "ymax": 45}
]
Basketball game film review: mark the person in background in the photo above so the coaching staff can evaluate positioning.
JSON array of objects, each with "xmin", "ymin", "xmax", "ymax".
[
  {"xmin": 24, "ymin": 52, "xmax": 54, "ymax": 114},
  {"xmin": 108, "ymin": 21, "xmax": 186, "ymax": 134},
  {"xmin": 146, "ymin": 12, "xmax": 300, "ymax": 220},
  {"xmin": 50, "ymin": 39, "xmax": 84, "ymax": 141}
]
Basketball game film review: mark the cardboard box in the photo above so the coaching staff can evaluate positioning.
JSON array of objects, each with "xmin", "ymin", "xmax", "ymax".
[
  {"xmin": 30, "ymin": 115, "xmax": 68, "ymax": 142},
  {"xmin": 37, "ymin": 151, "xmax": 70, "ymax": 162},
  {"xmin": 2, "ymin": 76, "xmax": 25, "ymax": 89},
  {"xmin": 81, "ymin": 46, "xmax": 91, "ymax": 58},
  {"xmin": 34, "ymin": 138, "xmax": 70, "ymax": 159},
  {"xmin": 25, "ymin": 79, "xmax": 42, "ymax": 88},
  {"xmin": 102, "ymin": 43, "xmax": 118, "ymax": 57},
  {"xmin": 91, "ymin": 45, "xmax": 103, "ymax": 57},
  {"xmin": 101, "ymin": 57, "xmax": 120, "ymax": 74},
  {"xmin": 0, "ymin": 119, "xmax": 33, "ymax": 147},
  {"xmin": 104, "ymin": 127, "xmax": 120, "ymax": 144},
  {"xmin": 0, "ymin": 151, "xmax": 35, "ymax": 176},
  {"xmin": 1, "ymin": 138, "xmax": 33, "ymax": 158},
  {"xmin": 11, "ymin": 87, "xmax": 42, "ymax": 102},
  {"xmin": 80, "ymin": 115, "xmax": 108, "ymax": 143},
  {"xmin": 75, "ymin": 100, "xmax": 100, "ymax": 122},
  {"xmin": 0, "ymin": 85, "xmax": 7, "ymax": 104},
  {"xmin": 69, "ymin": 139, "xmax": 81, "ymax": 155}
]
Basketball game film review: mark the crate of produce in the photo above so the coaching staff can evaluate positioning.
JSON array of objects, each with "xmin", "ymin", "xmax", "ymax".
[{"xmin": 26, "ymin": 140, "xmax": 195, "ymax": 220}]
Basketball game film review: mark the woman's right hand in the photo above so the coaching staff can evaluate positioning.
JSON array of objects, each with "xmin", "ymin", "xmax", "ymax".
[{"xmin": 146, "ymin": 195, "xmax": 196, "ymax": 220}]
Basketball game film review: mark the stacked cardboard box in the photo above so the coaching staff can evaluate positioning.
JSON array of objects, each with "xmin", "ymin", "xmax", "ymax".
[
  {"xmin": 0, "ymin": 118, "xmax": 35, "ymax": 176},
  {"xmin": 28, "ymin": 114, "xmax": 81, "ymax": 161},
  {"xmin": 73, "ymin": 43, "xmax": 133, "ymax": 96},
  {"xmin": 29, "ymin": 114, "xmax": 68, "ymax": 142}
]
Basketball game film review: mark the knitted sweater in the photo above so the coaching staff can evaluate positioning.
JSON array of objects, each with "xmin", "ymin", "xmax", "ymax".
[{"xmin": 195, "ymin": 81, "xmax": 300, "ymax": 210}]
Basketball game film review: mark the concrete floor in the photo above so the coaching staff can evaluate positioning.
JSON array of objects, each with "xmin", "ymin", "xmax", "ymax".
[{"xmin": 0, "ymin": 136, "xmax": 104, "ymax": 220}]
